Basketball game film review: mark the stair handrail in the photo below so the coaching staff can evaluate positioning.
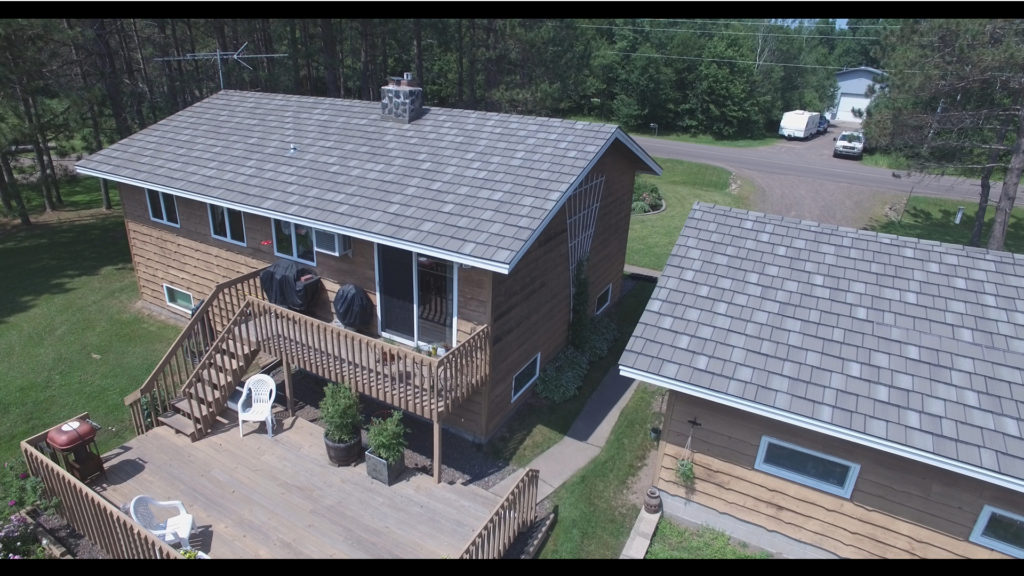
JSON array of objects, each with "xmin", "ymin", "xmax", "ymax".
[
  {"xmin": 174, "ymin": 300, "xmax": 260, "ymax": 439},
  {"xmin": 125, "ymin": 269, "xmax": 265, "ymax": 435}
]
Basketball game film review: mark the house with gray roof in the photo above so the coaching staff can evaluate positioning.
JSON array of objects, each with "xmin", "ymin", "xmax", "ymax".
[
  {"xmin": 619, "ymin": 202, "xmax": 1024, "ymax": 558},
  {"xmin": 76, "ymin": 75, "xmax": 661, "ymax": 448}
]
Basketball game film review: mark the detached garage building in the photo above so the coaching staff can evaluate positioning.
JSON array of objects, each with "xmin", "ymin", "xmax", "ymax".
[{"xmin": 832, "ymin": 66, "xmax": 883, "ymax": 125}]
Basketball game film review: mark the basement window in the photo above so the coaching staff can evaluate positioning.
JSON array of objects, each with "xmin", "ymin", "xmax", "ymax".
[
  {"xmin": 970, "ymin": 505, "xmax": 1024, "ymax": 558},
  {"xmin": 164, "ymin": 284, "xmax": 194, "ymax": 313},
  {"xmin": 754, "ymin": 436, "xmax": 860, "ymax": 498},
  {"xmin": 595, "ymin": 284, "xmax": 612, "ymax": 315},
  {"xmin": 146, "ymin": 189, "xmax": 179, "ymax": 227},
  {"xmin": 512, "ymin": 353, "xmax": 540, "ymax": 402}
]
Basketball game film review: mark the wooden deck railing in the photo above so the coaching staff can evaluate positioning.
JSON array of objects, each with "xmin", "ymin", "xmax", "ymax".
[
  {"xmin": 125, "ymin": 267, "xmax": 491, "ymax": 438},
  {"xmin": 459, "ymin": 468, "xmax": 540, "ymax": 559},
  {"xmin": 246, "ymin": 299, "xmax": 490, "ymax": 420},
  {"xmin": 20, "ymin": 413, "xmax": 183, "ymax": 559},
  {"xmin": 125, "ymin": 270, "xmax": 264, "ymax": 436}
]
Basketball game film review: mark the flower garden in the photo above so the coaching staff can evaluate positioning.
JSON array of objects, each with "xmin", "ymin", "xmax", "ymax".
[{"xmin": 1, "ymin": 459, "xmax": 60, "ymax": 559}]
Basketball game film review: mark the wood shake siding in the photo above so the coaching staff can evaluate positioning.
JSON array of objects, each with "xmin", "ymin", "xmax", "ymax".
[
  {"xmin": 122, "ymin": 184, "xmax": 268, "ymax": 315},
  {"xmin": 655, "ymin": 391, "xmax": 1016, "ymax": 558},
  {"xmin": 580, "ymin": 141, "xmax": 646, "ymax": 316},
  {"xmin": 454, "ymin": 150, "xmax": 641, "ymax": 441},
  {"xmin": 123, "ymin": 184, "xmax": 376, "ymax": 327},
  {"xmin": 471, "ymin": 204, "xmax": 571, "ymax": 441}
]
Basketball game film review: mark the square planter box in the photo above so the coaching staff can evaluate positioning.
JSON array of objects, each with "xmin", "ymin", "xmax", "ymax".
[{"xmin": 365, "ymin": 449, "xmax": 405, "ymax": 486}]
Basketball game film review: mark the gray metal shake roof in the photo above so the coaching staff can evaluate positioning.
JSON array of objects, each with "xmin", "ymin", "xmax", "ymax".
[
  {"xmin": 75, "ymin": 90, "xmax": 660, "ymax": 274},
  {"xmin": 619, "ymin": 202, "xmax": 1024, "ymax": 493}
]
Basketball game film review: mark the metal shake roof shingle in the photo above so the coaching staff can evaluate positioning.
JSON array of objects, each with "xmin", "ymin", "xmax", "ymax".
[
  {"xmin": 620, "ymin": 202, "xmax": 1024, "ymax": 494},
  {"xmin": 76, "ymin": 90, "xmax": 660, "ymax": 274}
]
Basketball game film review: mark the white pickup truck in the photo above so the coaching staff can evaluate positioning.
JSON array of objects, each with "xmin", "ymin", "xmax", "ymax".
[{"xmin": 833, "ymin": 131, "xmax": 865, "ymax": 160}]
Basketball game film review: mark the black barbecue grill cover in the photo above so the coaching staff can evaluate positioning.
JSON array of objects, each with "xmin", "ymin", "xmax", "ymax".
[
  {"xmin": 333, "ymin": 284, "xmax": 374, "ymax": 328},
  {"xmin": 259, "ymin": 259, "xmax": 321, "ymax": 313}
]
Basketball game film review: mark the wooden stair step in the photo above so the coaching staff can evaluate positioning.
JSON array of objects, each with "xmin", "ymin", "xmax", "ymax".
[{"xmin": 157, "ymin": 411, "xmax": 198, "ymax": 440}]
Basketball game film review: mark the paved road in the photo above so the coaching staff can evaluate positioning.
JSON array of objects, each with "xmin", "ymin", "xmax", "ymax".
[{"xmin": 630, "ymin": 125, "xmax": 992, "ymax": 229}]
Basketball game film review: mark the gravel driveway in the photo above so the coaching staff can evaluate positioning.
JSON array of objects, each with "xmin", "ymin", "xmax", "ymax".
[{"xmin": 739, "ymin": 122, "xmax": 906, "ymax": 229}]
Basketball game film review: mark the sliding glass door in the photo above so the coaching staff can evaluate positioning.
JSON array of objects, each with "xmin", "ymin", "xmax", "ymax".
[{"xmin": 376, "ymin": 245, "xmax": 455, "ymax": 348}]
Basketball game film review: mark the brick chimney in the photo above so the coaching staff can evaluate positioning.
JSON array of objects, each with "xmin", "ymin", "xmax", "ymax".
[{"xmin": 380, "ymin": 72, "xmax": 423, "ymax": 124}]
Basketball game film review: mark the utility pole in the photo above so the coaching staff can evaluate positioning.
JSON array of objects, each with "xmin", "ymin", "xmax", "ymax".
[{"xmin": 155, "ymin": 42, "xmax": 288, "ymax": 90}]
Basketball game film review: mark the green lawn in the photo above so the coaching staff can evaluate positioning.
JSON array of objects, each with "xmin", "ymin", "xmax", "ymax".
[
  {"xmin": 869, "ymin": 195, "xmax": 1023, "ymax": 253},
  {"xmin": 0, "ymin": 178, "xmax": 181, "ymax": 465},
  {"xmin": 626, "ymin": 157, "xmax": 754, "ymax": 271}
]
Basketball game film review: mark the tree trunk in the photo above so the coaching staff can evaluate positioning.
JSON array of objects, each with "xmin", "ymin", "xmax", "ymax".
[
  {"xmin": 131, "ymin": 18, "xmax": 159, "ymax": 125},
  {"xmin": 338, "ymin": 19, "xmax": 346, "ymax": 98},
  {"xmin": 321, "ymin": 19, "xmax": 339, "ymax": 97},
  {"xmin": 114, "ymin": 19, "xmax": 145, "ymax": 131},
  {"xmin": 987, "ymin": 106, "xmax": 1024, "ymax": 251},
  {"xmin": 100, "ymin": 179, "xmax": 112, "ymax": 211},
  {"xmin": 287, "ymin": 20, "xmax": 302, "ymax": 93},
  {"xmin": 0, "ymin": 153, "xmax": 32, "ymax": 225},
  {"xmin": 456, "ymin": 20, "xmax": 464, "ymax": 104},
  {"xmin": 359, "ymin": 20, "xmax": 371, "ymax": 100},
  {"xmin": 64, "ymin": 19, "xmax": 104, "ymax": 153},
  {"xmin": 301, "ymin": 19, "xmax": 314, "ymax": 95},
  {"xmin": 183, "ymin": 19, "xmax": 205, "ymax": 101},
  {"xmin": 19, "ymin": 93, "xmax": 55, "ymax": 212},
  {"xmin": 466, "ymin": 20, "xmax": 477, "ymax": 109},
  {"xmin": 42, "ymin": 138, "xmax": 63, "ymax": 206},
  {"xmin": 91, "ymin": 18, "xmax": 132, "ymax": 139},
  {"xmin": 414, "ymin": 19, "xmax": 424, "ymax": 100},
  {"xmin": 970, "ymin": 118, "xmax": 1011, "ymax": 246}
]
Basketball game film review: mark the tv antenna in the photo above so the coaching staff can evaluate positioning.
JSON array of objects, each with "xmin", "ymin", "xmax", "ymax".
[{"xmin": 155, "ymin": 42, "xmax": 288, "ymax": 90}]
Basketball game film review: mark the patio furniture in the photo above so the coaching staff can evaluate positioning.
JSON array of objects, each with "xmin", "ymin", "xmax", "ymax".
[
  {"xmin": 129, "ymin": 495, "xmax": 194, "ymax": 549},
  {"xmin": 238, "ymin": 373, "xmax": 277, "ymax": 438}
]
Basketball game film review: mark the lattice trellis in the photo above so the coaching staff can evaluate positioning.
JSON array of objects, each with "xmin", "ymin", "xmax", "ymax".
[{"xmin": 565, "ymin": 171, "xmax": 606, "ymax": 316}]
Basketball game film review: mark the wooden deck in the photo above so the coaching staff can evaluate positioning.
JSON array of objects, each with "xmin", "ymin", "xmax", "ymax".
[{"xmin": 89, "ymin": 414, "xmax": 502, "ymax": 558}]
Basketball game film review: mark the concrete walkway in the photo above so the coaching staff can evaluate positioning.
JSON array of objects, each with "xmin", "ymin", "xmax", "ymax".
[{"xmin": 487, "ymin": 343, "xmax": 837, "ymax": 559}]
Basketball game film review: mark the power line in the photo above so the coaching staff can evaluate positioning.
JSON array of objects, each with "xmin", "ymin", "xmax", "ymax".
[
  {"xmin": 604, "ymin": 51, "xmax": 884, "ymax": 72},
  {"xmin": 579, "ymin": 23, "xmax": 880, "ymax": 40},
  {"xmin": 653, "ymin": 18, "xmax": 901, "ymax": 29}
]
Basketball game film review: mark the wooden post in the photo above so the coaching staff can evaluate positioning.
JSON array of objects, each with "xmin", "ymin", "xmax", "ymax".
[
  {"xmin": 433, "ymin": 418, "xmax": 442, "ymax": 484},
  {"xmin": 283, "ymin": 358, "xmax": 294, "ymax": 417}
]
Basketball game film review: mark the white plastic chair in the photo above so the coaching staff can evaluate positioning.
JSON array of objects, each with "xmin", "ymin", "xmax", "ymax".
[
  {"xmin": 129, "ymin": 495, "xmax": 194, "ymax": 549},
  {"xmin": 238, "ymin": 373, "xmax": 277, "ymax": 438}
]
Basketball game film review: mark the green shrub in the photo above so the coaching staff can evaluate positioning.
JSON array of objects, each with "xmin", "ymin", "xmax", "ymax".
[
  {"xmin": 536, "ymin": 346, "xmax": 589, "ymax": 404},
  {"xmin": 580, "ymin": 315, "xmax": 617, "ymax": 362},
  {"xmin": 319, "ymin": 381, "xmax": 362, "ymax": 444},
  {"xmin": 569, "ymin": 260, "xmax": 590, "ymax": 350},
  {"xmin": 632, "ymin": 180, "xmax": 663, "ymax": 213},
  {"xmin": 367, "ymin": 410, "xmax": 408, "ymax": 465}
]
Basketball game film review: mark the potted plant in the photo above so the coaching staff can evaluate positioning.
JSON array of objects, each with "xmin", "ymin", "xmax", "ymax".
[
  {"xmin": 318, "ymin": 381, "xmax": 363, "ymax": 466},
  {"xmin": 365, "ymin": 409, "xmax": 408, "ymax": 485}
]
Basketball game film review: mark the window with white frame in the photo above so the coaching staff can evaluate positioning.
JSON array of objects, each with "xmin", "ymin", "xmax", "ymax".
[
  {"xmin": 595, "ymin": 283, "xmax": 612, "ymax": 315},
  {"xmin": 209, "ymin": 204, "xmax": 246, "ymax": 245},
  {"xmin": 512, "ymin": 353, "xmax": 540, "ymax": 401},
  {"xmin": 273, "ymin": 218, "xmax": 316, "ymax": 265},
  {"xmin": 754, "ymin": 436, "xmax": 860, "ymax": 498},
  {"xmin": 163, "ymin": 284, "xmax": 194, "ymax": 313},
  {"xmin": 970, "ymin": 505, "xmax": 1024, "ymax": 558},
  {"xmin": 146, "ymin": 189, "xmax": 179, "ymax": 226},
  {"xmin": 314, "ymin": 228, "xmax": 352, "ymax": 257}
]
